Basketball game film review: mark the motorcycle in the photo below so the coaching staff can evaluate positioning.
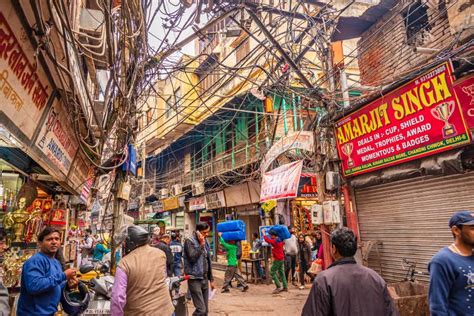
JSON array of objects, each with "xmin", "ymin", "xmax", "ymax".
[
  {"xmin": 167, "ymin": 275, "xmax": 194, "ymax": 316},
  {"xmin": 78, "ymin": 262, "xmax": 114, "ymax": 316}
]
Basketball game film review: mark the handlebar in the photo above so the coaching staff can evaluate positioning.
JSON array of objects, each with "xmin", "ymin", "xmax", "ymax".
[{"xmin": 401, "ymin": 258, "xmax": 428, "ymax": 282}]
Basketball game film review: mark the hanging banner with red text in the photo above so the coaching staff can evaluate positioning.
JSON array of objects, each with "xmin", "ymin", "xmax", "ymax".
[
  {"xmin": 336, "ymin": 62, "xmax": 470, "ymax": 177},
  {"xmin": 260, "ymin": 160, "xmax": 303, "ymax": 202},
  {"xmin": 453, "ymin": 74, "xmax": 474, "ymax": 130}
]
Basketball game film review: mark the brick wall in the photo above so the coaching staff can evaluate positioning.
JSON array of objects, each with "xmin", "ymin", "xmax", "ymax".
[{"xmin": 358, "ymin": 0, "xmax": 453, "ymax": 86}]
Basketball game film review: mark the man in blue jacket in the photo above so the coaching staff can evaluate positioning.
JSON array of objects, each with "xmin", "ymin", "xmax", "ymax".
[
  {"xmin": 183, "ymin": 222, "xmax": 215, "ymax": 316},
  {"xmin": 17, "ymin": 227, "xmax": 78, "ymax": 316},
  {"xmin": 170, "ymin": 232, "xmax": 183, "ymax": 277},
  {"xmin": 428, "ymin": 211, "xmax": 474, "ymax": 316}
]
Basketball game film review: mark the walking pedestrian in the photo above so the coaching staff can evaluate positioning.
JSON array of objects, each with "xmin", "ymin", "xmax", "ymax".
[
  {"xmin": 297, "ymin": 233, "xmax": 314, "ymax": 290},
  {"xmin": 311, "ymin": 230, "xmax": 322, "ymax": 261},
  {"xmin": 170, "ymin": 232, "xmax": 183, "ymax": 277},
  {"xmin": 79, "ymin": 228, "xmax": 93, "ymax": 265},
  {"xmin": 219, "ymin": 233, "xmax": 249, "ymax": 293},
  {"xmin": 284, "ymin": 227, "xmax": 298, "ymax": 286},
  {"xmin": 154, "ymin": 233, "xmax": 174, "ymax": 277},
  {"xmin": 111, "ymin": 225, "xmax": 174, "ymax": 315},
  {"xmin": 252, "ymin": 232, "xmax": 265, "ymax": 279},
  {"xmin": 92, "ymin": 237, "xmax": 110, "ymax": 262},
  {"xmin": 302, "ymin": 227, "xmax": 398, "ymax": 316},
  {"xmin": 263, "ymin": 228, "xmax": 287, "ymax": 294},
  {"xmin": 428, "ymin": 211, "xmax": 474, "ymax": 315},
  {"xmin": 183, "ymin": 222, "xmax": 215, "ymax": 316},
  {"xmin": 17, "ymin": 227, "xmax": 78, "ymax": 316}
]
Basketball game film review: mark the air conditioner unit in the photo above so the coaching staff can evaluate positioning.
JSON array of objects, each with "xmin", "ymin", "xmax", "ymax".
[
  {"xmin": 159, "ymin": 188, "xmax": 169, "ymax": 199},
  {"xmin": 172, "ymin": 184, "xmax": 182, "ymax": 196},
  {"xmin": 311, "ymin": 204, "xmax": 324, "ymax": 225},
  {"xmin": 192, "ymin": 182, "xmax": 204, "ymax": 196}
]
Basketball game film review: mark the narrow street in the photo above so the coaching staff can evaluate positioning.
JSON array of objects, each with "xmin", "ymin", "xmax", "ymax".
[{"xmin": 0, "ymin": 0, "xmax": 472, "ymax": 315}]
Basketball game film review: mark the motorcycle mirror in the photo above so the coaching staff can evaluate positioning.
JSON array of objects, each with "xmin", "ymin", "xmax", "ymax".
[{"xmin": 79, "ymin": 264, "xmax": 95, "ymax": 274}]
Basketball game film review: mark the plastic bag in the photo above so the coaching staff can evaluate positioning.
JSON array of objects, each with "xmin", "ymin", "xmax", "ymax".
[
  {"xmin": 308, "ymin": 259, "xmax": 323, "ymax": 275},
  {"xmin": 208, "ymin": 288, "xmax": 217, "ymax": 300}
]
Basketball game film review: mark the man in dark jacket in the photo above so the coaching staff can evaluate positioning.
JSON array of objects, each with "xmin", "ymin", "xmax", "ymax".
[
  {"xmin": 183, "ymin": 222, "xmax": 215, "ymax": 316},
  {"xmin": 302, "ymin": 228, "xmax": 398, "ymax": 316},
  {"xmin": 154, "ymin": 233, "xmax": 174, "ymax": 277}
]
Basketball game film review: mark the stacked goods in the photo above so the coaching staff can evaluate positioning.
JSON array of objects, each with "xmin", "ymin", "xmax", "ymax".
[
  {"xmin": 269, "ymin": 225, "xmax": 291, "ymax": 240},
  {"xmin": 217, "ymin": 220, "xmax": 246, "ymax": 241}
]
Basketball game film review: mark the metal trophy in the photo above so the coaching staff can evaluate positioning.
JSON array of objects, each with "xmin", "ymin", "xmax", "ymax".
[
  {"xmin": 341, "ymin": 142, "xmax": 355, "ymax": 168},
  {"xmin": 431, "ymin": 101, "xmax": 457, "ymax": 138},
  {"xmin": 3, "ymin": 197, "xmax": 34, "ymax": 243}
]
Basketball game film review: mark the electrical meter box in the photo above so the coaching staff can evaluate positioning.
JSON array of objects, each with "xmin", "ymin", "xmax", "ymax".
[
  {"xmin": 323, "ymin": 201, "xmax": 341, "ymax": 224},
  {"xmin": 311, "ymin": 204, "xmax": 324, "ymax": 225}
]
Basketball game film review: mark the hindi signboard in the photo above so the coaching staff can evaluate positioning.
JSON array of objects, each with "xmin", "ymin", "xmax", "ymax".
[
  {"xmin": 36, "ymin": 98, "xmax": 78, "ymax": 176},
  {"xmin": 260, "ymin": 160, "xmax": 303, "ymax": 202},
  {"xmin": 0, "ymin": 6, "xmax": 51, "ymax": 139},
  {"xmin": 335, "ymin": 62, "xmax": 470, "ymax": 177},
  {"xmin": 205, "ymin": 191, "xmax": 226, "ymax": 210},
  {"xmin": 189, "ymin": 197, "xmax": 206, "ymax": 211}
]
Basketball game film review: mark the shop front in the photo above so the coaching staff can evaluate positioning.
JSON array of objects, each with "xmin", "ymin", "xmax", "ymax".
[
  {"xmin": 0, "ymin": 2, "xmax": 94, "ymax": 290},
  {"xmin": 223, "ymin": 181, "xmax": 261, "ymax": 240},
  {"xmin": 336, "ymin": 62, "xmax": 474, "ymax": 283},
  {"xmin": 204, "ymin": 191, "xmax": 226, "ymax": 261}
]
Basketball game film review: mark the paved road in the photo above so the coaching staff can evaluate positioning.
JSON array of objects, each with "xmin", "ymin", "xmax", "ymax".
[{"xmin": 186, "ymin": 270, "xmax": 311, "ymax": 316}]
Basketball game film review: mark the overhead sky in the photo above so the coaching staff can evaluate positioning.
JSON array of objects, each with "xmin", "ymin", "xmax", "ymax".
[{"xmin": 147, "ymin": 2, "xmax": 209, "ymax": 57}]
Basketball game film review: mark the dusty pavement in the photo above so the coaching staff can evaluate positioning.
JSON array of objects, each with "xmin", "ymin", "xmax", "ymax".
[{"xmin": 186, "ymin": 270, "xmax": 311, "ymax": 316}]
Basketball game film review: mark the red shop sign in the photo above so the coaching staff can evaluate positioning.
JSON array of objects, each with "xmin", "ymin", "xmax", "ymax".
[
  {"xmin": 453, "ymin": 74, "xmax": 474, "ymax": 130},
  {"xmin": 336, "ymin": 62, "xmax": 470, "ymax": 177}
]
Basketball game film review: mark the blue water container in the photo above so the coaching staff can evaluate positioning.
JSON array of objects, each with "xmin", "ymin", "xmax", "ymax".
[
  {"xmin": 222, "ymin": 230, "xmax": 246, "ymax": 241},
  {"xmin": 217, "ymin": 220, "xmax": 245, "ymax": 233}
]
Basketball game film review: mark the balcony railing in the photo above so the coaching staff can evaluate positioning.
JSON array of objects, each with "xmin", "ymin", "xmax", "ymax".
[{"xmin": 162, "ymin": 137, "xmax": 268, "ymax": 187}]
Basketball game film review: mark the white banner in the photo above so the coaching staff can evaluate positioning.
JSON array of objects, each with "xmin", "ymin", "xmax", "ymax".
[
  {"xmin": 260, "ymin": 131, "xmax": 314, "ymax": 172},
  {"xmin": 260, "ymin": 160, "xmax": 303, "ymax": 202}
]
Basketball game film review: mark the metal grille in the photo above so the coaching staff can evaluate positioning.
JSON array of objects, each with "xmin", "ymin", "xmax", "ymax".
[{"xmin": 355, "ymin": 172, "xmax": 474, "ymax": 283}]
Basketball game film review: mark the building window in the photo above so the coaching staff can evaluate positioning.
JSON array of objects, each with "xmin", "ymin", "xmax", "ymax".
[
  {"xmin": 174, "ymin": 87, "xmax": 182, "ymax": 109},
  {"xmin": 146, "ymin": 109, "xmax": 153, "ymax": 125},
  {"xmin": 403, "ymin": 1, "xmax": 431, "ymax": 46},
  {"xmin": 236, "ymin": 39, "xmax": 250, "ymax": 64},
  {"xmin": 165, "ymin": 96, "xmax": 172, "ymax": 119}
]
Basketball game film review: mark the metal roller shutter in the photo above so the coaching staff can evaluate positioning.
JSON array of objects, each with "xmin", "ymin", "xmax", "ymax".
[{"xmin": 355, "ymin": 172, "xmax": 474, "ymax": 283}]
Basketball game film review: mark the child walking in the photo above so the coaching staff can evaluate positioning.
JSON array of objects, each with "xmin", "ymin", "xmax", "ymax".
[
  {"xmin": 219, "ymin": 233, "xmax": 249, "ymax": 293},
  {"xmin": 264, "ymin": 228, "xmax": 287, "ymax": 294}
]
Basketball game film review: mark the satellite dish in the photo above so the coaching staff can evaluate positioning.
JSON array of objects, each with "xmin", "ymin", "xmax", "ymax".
[{"xmin": 250, "ymin": 88, "xmax": 266, "ymax": 101}]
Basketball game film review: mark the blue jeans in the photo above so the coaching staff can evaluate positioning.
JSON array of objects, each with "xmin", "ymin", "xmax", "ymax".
[
  {"xmin": 255, "ymin": 260, "xmax": 265, "ymax": 278},
  {"xmin": 174, "ymin": 264, "xmax": 182, "ymax": 277}
]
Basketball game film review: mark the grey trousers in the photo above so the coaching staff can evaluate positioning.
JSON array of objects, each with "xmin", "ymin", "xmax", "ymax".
[
  {"xmin": 188, "ymin": 279, "xmax": 209, "ymax": 316},
  {"xmin": 223, "ymin": 265, "xmax": 247, "ymax": 289}
]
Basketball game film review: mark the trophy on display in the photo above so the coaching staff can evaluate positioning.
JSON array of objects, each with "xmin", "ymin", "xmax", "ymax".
[
  {"xmin": 341, "ymin": 142, "xmax": 355, "ymax": 168},
  {"xmin": 431, "ymin": 101, "xmax": 457, "ymax": 138},
  {"xmin": 3, "ymin": 197, "xmax": 34, "ymax": 243}
]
